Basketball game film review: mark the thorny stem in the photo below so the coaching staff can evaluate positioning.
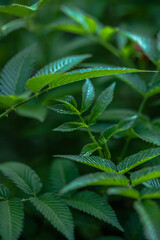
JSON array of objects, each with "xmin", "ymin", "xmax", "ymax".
[{"xmin": 78, "ymin": 114, "xmax": 104, "ymax": 158}]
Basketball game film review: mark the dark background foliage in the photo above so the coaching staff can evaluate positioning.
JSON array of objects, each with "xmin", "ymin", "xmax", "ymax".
[{"xmin": 0, "ymin": 0, "xmax": 160, "ymax": 239}]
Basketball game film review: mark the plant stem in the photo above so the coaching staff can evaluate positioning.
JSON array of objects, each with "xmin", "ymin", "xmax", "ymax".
[
  {"xmin": 0, "ymin": 89, "xmax": 48, "ymax": 119},
  {"xmin": 103, "ymin": 142, "xmax": 111, "ymax": 159},
  {"xmin": 78, "ymin": 114, "xmax": 104, "ymax": 158},
  {"xmin": 138, "ymin": 95, "xmax": 148, "ymax": 115},
  {"xmin": 119, "ymin": 138, "xmax": 131, "ymax": 161}
]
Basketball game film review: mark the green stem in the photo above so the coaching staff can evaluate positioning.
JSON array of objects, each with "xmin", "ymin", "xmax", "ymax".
[
  {"xmin": 78, "ymin": 114, "xmax": 104, "ymax": 158},
  {"xmin": 103, "ymin": 142, "xmax": 111, "ymax": 160},
  {"xmin": 138, "ymin": 95, "xmax": 148, "ymax": 115},
  {"xmin": 119, "ymin": 138, "xmax": 131, "ymax": 161},
  {"xmin": 0, "ymin": 89, "xmax": 48, "ymax": 119}
]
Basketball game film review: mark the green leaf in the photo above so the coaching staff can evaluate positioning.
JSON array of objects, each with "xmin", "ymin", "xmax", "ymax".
[
  {"xmin": 26, "ymin": 66, "xmax": 154, "ymax": 93},
  {"xmin": 98, "ymin": 108, "xmax": 138, "ymax": 121},
  {"xmin": 53, "ymin": 122, "xmax": 87, "ymax": 132},
  {"xmin": 120, "ymin": 30, "xmax": 159, "ymax": 64},
  {"xmin": 0, "ymin": 95, "xmax": 27, "ymax": 109},
  {"xmin": 134, "ymin": 123, "xmax": 160, "ymax": 146},
  {"xmin": 0, "ymin": 45, "xmax": 36, "ymax": 95},
  {"xmin": 59, "ymin": 172, "xmax": 129, "ymax": 195},
  {"xmin": 143, "ymin": 179, "xmax": 160, "ymax": 189},
  {"xmin": 35, "ymin": 54, "xmax": 91, "ymax": 76},
  {"xmin": 134, "ymin": 200, "xmax": 160, "ymax": 240},
  {"xmin": 100, "ymin": 26, "xmax": 117, "ymax": 41},
  {"xmin": 141, "ymin": 188, "xmax": 160, "ymax": 199},
  {"xmin": 115, "ymin": 73, "xmax": 147, "ymax": 95},
  {"xmin": 0, "ymin": 184, "xmax": 10, "ymax": 200},
  {"xmin": 54, "ymin": 155, "xmax": 117, "ymax": 172},
  {"xmin": 66, "ymin": 191, "xmax": 123, "ymax": 231},
  {"xmin": 131, "ymin": 166, "xmax": 160, "ymax": 186},
  {"xmin": 48, "ymin": 104, "xmax": 79, "ymax": 115},
  {"xmin": 81, "ymin": 79, "xmax": 95, "ymax": 113},
  {"xmin": 0, "ymin": 198, "xmax": 24, "ymax": 240},
  {"xmin": 0, "ymin": 19, "xmax": 26, "ymax": 39},
  {"xmin": 62, "ymin": 6, "xmax": 97, "ymax": 33},
  {"xmin": 50, "ymin": 21, "xmax": 85, "ymax": 35},
  {"xmin": 89, "ymin": 82, "xmax": 116, "ymax": 124},
  {"xmin": 0, "ymin": 3, "xmax": 39, "ymax": 17},
  {"xmin": 118, "ymin": 147, "xmax": 160, "ymax": 174},
  {"xmin": 30, "ymin": 193, "xmax": 74, "ymax": 240},
  {"xmin": 80, "ymin": 143, "xmax": 100, "ymax": 156},
  {"xmin": 147, "ymin": 80, "xmax": 160, "ymax": 97},
  {"xmin": 49, "ymin": 159, "xmax": 79, "ymax": 193},
  {"xmin": 17, "ymin": 103, "xmax": 48, "ymax": 122},
  {"xmin": 124, "ymin": 212, "xmax": 143, "ymax": 240},
  {"xmin": 96, "ymin": 236, "xmax": 124, "ymax": 240},
  {"xmin": 107, "ymin": 187, "xmax": 139, "ymax": 199},
  {"xmin": 0, "ymin": 162, "xmax": 42, "ymax": 195},
  {"xmin": 101, "ymin": 116, "xmax": 137, "ymax": 142},
  {"xmin": 49, "ymin": 95, "xmax": 79, "ymax": 115}
]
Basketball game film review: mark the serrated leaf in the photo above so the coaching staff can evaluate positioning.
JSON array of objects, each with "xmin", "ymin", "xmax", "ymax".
[
  {"xmin": 81, "ymin": 79, "xmax": 95, "ymax": 113},
  {"xmin": 0, "ymin": 162, "xmax": 42, "ymax": 195},
  {"xmin": 143, "ymin": 179, "xmax": 160, "ymax": 189},
  {"xmin": 134, "ymin": 124, "xmax": 160, "ymax": 146},
  {"xmin": 59, "ymin": 172, "xmax": 129, "ymax": 195},
  {"xmin": 35, "ymin": 54, "xmax": 91, "ymax": 76},
  {"xmin": 101, "ymin": 116, "xmax": 137, "ymax": 142},
  {"xmin": 54, "ymin": 155, "xmax": 117, "ymax": 172},
  {"xmin": 0, "ymin": 3, "xmax": 38, "ymax": 17},
  {"xmin": 107, "ymin": 187, "xmax": 139, "ymax": 199},
  {"xmin": 118, "ymin": 148, "xmax": 160, "ymax": 174},
  {"xmin": 53, "ymin": 122, "xmax": 87, "ymax": 132},
  {"xmin": 120, "ymin": 30, "xmax": 159, "ymax": 64},
  {"xmin": 0, "ymin": 184, "xmax": 10, "ymax": 200},
  {"xmin": 30, "ymin": 193, "xmax": 74, "ymax": 240},
  {"xmin": 49, "ymin": 159, "xmax": 79, "ymax": 193},
  {"xmin": 0, "ymin": 45, "xmax": 36, "ymax": 96},
  {"xmin": 141, "ymin": 188, "xmax": 160, "ymax": 199},
  {"xmin": 131, "ymin": 166, "xmax": 160, "ymax": 186},
  {"xmin": 49, "ymin": 95, "xmax": 79, "ymax": 115},
  {"xmin": 80, "ymin": 143, "xmax": 99, "ymax": 156},
  {"xmin": 89, "ymin": 83, "xmax": 116, "ymax": 124},
  {"xmin": 48, "ymin": 104, "xmax": 78, "ymax": 115},
  {"xmin": 134, "ymin": 200, "xmax": 160, "ymax": 240},
  {"xmin": 66, "ymin": 191, "xmax": 123, "ymax": 231},
  {"xmin": 26, "ymin": 66, "xmax": 155, "ymax": 93},
  {"xmin": 0, "ymin": 198, "xmax": 24, "ymax": 240},
  {"xmin": 116, "ymin": 73, "xmax": 147, "ymax": 95}
]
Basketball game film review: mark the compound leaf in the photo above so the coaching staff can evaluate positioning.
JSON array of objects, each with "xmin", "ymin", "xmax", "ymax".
[
  {"xmin": 0, "ymin": 184, "xmax": 10, "ymax": 200},
  {"xmin": 0, "ymin": 198, "xmax": 24, "ymax": 240},
  {"xmin": 54, "ymin": 155, "xmax": 117, "ymax": 172},
  {"xmin": 30, "ymin": 193, "xmax": 74, "ymax": 240},
  {"xmin": 0, "ymin": 162, "xmax": 42, "ymax": 195},
  {"xmin": 59, "ymin": 172, "xmax": 129, "ymax": 195},
  {"xmin": 118, "ymin": 148, "xmax": 160, "ymax": 174},
  {"xmin": 66, "ymin": 191, "xmax": 123, "ymax": 231},
  {"xmin": 134, "ymin": 200, "xmax": 160, "ymax": 240},
  {"xmin": 89, "ymin": 82, "xmax": 116, "ymax": 124},
  {"xmin": 0, "ymin": 45, "xmax": 36, "ymax": 96}
]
